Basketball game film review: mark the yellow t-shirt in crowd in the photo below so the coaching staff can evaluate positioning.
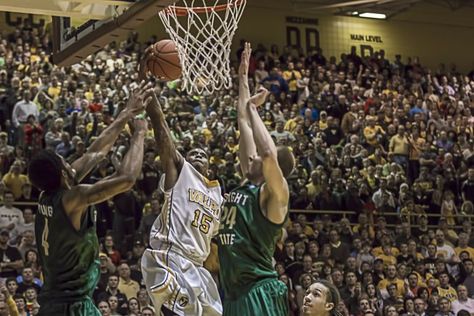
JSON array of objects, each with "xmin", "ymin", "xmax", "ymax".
[
  {"xmin": 377, "ymin": 254, "xmax": 397, "ymax": 266},
  {"xmin": 364, "ymin": 125, "xmax": 385, "ymax": 145},
  {"xmin": 306, "ymin": 182, "xmax": 321, "ymax": 201},
  {"xmin": 284, "ymin": 119, "xmax": 298, "ymax": 132},
  {"xmin": 437, "ymin": 286, "xmax": 458, "ymax": 302},
  {"xmin": 389, "ymin": 134, "xmax": 410, "ymax": 155},
  {"xmin": 48, "ymin": 86, "xmax": 61, "ymax": 100},
  {"xmin": 377, "ymin": 278, "xmax": 406, "ymax": 298},
  {"xmin": 201, "ymin": 128, "xmax": 213, "ymax": 143},
  {"xmin": 2, "ymin": 173, "xmax": 29, "ymax": 199},
  {"xmin": 282, "ymin": 70, "xmax": 302, "ymax": 92},
  {"xmin": 118, "ymin": 278, "xmax": 140, "ymax": 302},
  {"xmin": 414, "ymin": 271, "xmax": 433, "ymax": 287},
  {"xmin": 319, "ymin": 120, "xmax": 328, "ymax": 130},
  {"xmin": 372, "ymin": 247, "xmax": 400, "ymax": 257},
  {"xmin": 455, "ymin": 246, "xmax": 474, "ymax": 259}
]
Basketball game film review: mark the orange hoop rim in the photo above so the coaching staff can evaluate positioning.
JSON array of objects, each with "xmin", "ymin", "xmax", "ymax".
[{"xmin": 164, "ymin": 0, "xmax": 245, "ymax": 17}]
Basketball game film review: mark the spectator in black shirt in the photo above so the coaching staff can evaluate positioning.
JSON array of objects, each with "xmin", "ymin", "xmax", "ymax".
[
  {"xmin": 395, "ymin": 222, "xmax": 418, "ymax": 247},
  {"xmin": 460, "ymin": 259, "xmax": 474, "ymax": 297},
  {"xmin": 396, "ymin": 243, "xmax": 416, "ymax": 266},
  {"xmin": 138, "ymin": 150, "xmax": 160, "ymax": 200},
  {"xmin": 328, "ymin": 228, "xmax": 351, "ymax": 264},
  {"xmin": 96, "ymin": 274, "xmax": 128, "ymax": 315},
  {"xmin": 0, "ymin": 229, "xmax": 22, "ymax": 279},
  {"xmin": 324, "ymin": 117, "xmax": 344, "ymax": 147},
  {"xmin": 412, "ymin": 214, "xmax": 429, "ymax": 238},
  {"xmin": 461, "ymin": 168, "xmax": 474, "ymax": 204},
  {"xmin": 424, "ymin": 243, "xmax": 438, "ymax": 275},
  {"xmin": 138, "ymin": 198, "xmax": 161, "ymax": 237}
]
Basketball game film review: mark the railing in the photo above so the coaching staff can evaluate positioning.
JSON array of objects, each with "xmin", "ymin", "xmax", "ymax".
[
  {"xmin": 14, "ymin": 201, "xmax": 472, "ymax": 230},
  {"xmin": 12, "ymin": 202, "xmax": 37, "ymax": 207},
  {"xmin": 288, "ymin": 209, "xmax": 473, "ymax": 229}
]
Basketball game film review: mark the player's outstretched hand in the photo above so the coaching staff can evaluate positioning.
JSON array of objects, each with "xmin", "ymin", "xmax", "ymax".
[
  {"xmin": 238, "ymin": 42, "xmax": 252, "ymax": 77},
  {"xmin": 138, "ymin": 46, "xmax": 153, "ymax": 81},
  {"xmin": 127, "ymin": 81, "xmax": 153, "ymax": 115},
  {"xmin": 249, "ymin": 87, "xmax": 270, "ymax": 107},
  {"xmin": 145, "ymin": 89, "xmax": 163, "ymax": 113}
]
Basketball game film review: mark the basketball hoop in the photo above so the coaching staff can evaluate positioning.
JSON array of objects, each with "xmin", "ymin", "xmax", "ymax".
[{"xmin": 159, "ymin": 0, "xmax": 247, "ymax": 95}]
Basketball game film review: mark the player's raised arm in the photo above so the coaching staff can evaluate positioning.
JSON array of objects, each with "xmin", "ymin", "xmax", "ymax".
[
  {"xmin": 238, "ymin": 42, "xmax": 258, "ymax": 177},
  {"xmin": 145, "ymin": 90, "xmax": 184, "ymax": 191},
  {"xmin": 71, "ymin": 81, "xmax": 152, "ymax": 182},
  {"xmin": 64, "ymin": 118, "xmax": 147, "ymax": 215},
  {"xmin": 138, "ymin": 46, "xmax": 153, "ymax": 81},
  {"xmin": 247, "ymin": 92, "xmax": 293, "ymax": 224}
]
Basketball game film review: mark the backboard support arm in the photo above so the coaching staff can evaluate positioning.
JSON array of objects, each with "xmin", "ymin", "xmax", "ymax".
[{"xmin": 52, "ymin": 0, "xmax": 176, "ymax": 67}]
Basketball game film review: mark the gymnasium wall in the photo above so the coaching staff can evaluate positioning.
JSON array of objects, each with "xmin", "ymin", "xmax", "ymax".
[{"xmin": 134, "ymin": 0, "xmax": 474, "ymax": 72}]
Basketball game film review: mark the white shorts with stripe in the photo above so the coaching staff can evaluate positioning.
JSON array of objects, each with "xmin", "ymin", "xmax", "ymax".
[{"xmin": 141, "ymin": 248, "xmax": 222, "ymax": 316}]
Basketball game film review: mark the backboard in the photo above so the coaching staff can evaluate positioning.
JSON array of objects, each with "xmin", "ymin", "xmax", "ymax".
[{"xmin": 0, "ymin": 0, "xmax": 177, "ymax": 66}]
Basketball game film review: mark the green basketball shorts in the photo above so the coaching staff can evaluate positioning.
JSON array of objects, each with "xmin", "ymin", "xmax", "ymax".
[
  {"xmin": 223, "ymin": 278, "xmax": 289, "ymax": 316},
  {"xmin": 38, "ymin": 297, "xmax": 101, "ymax": 316}
]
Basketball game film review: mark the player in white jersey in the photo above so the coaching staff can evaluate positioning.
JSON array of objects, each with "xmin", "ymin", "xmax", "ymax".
[{"xmin": 142, "ymin": 91, "xmax": 223, "ymax": 316}]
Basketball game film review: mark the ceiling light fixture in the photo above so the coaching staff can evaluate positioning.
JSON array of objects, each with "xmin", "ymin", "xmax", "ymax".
[
  {"xmin": 351, "ymin": 11, "xmax": 359, "ymax": 15},
  {"xmin": 359, "ymin": 12, "xmax": 386, "ymax": 19}
]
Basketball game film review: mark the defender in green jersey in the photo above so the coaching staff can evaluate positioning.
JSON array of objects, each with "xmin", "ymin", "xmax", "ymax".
[
  {"xmin": 27, "ymin": 82, "xmax": 151, "ymax": 316},
  {"xmin": 218, "ymin": 43, "xmax": 295, "ymax": 316}
]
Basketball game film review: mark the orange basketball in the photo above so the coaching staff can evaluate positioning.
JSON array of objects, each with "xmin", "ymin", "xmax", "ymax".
[{"xmin": 146, "ymin": 39, "xmax": 181, "ymax": 81}]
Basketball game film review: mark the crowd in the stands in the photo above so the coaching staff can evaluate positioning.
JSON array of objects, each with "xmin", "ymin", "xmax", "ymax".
[{"xmin": 0, "ymin": 17, "xmax": 474, "ymax": 316}]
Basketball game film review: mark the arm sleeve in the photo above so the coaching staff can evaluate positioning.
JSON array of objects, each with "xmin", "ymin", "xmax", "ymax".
[{"xmin": 6, "ymin": 296, "xmax": 19, "ymax": 316}]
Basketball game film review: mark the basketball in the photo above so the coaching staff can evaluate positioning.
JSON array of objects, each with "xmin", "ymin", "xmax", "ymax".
[{"xmin": 146, "ymin": 39, "xmax": 181, "ymax": 81}]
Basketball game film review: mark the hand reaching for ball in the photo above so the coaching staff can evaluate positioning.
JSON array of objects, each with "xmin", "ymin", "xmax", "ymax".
[
  {"xmin": 144, "ymin": 89, "xmax": 165, "ymax": 116},
  {"xmin": 138, "ymin": 45, "xmax": 155, "ymax": 81},
  {"xmin": 239, "ymin": 42, "xmax": 251, "ymax": 77},
  {"xmin": 126, "ymin": 81, "xmax": 153, "ymax": 116}
]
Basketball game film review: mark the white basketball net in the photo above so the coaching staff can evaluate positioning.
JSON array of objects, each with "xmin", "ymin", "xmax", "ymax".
[{"xmin": 159, "ymin": 0, "xmax": 247, "ymax": 95}]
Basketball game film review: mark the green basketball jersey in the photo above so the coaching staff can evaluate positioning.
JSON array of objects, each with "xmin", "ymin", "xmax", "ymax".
[
  {"xmin": 35, "ymin": 190, "xmax": 100, "ymax": 303},
  {"xmin": 217, "ymin": 183, "xmax": 284, "ymax": 300}
]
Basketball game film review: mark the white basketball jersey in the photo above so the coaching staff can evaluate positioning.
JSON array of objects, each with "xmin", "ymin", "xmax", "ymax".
[{"xmin": 150, "ymin": 161, "xmax": 223, "ymax": 265}]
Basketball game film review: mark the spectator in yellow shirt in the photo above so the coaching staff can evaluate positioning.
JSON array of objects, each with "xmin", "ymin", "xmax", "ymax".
[
  {"xmin": 2, "ymin": 161, "xmax": 29, "ymax": 200},
  {"xmin": 306, "ymin": 171, "xmax": 321, "ymax": 201},
  {"xmin": 364, "ymin": 116, "xmax": 385, "ymax": 147},
  {"xmin": 455, "ymin": 232, "xmax": 474, "ymax": 259},
  {"xmin": 377, "ymin": 264, "xmax": 406, "ymax": 298},
  {"xmin": 284, "ymin": 115, "xmax": 303, "ymax": 133},
  {"xmin": 437, "ymin": 272, "xmax": 458, "ymax": 302},
  {"xmin": 368, "ymin": 147, "xmax": 387, "ymax": 165},
  {"xmin": 117, "ymin": 263, "xmax": 140, "ymax": 303},
  {"xmin": 319, "ymin": 111, "xmax": 328, "ymax": 130},
  {"xmin": 282, "ymin": 62, "xmax": 302, "ymax": 101},
  {"xmin": 389, "ymin": 125, "xmax": 411, "ymax": 170},
  {"xmin": 47, "ymin": 77, "xmax": 61, "ymax": 100},
  {"xmin": 225, "ymin": 136, "xmax": 239, "ymax": 154},
  {"xmin": 377, "ymin": 245, "xmax": 397, "ymax": 266}
]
